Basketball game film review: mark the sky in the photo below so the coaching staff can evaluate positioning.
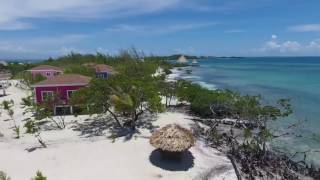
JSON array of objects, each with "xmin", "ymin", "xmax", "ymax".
[{"xmin": 0, "ymin": 0, "xmax": 320, "ymax": 59}]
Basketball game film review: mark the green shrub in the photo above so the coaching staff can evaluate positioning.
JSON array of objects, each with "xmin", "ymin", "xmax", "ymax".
[
  {"xmin": 0, "ymin": 171, "xmax": 11, "ymax": 180},
  {"xmin": 32, "ymin": 171, "xmax": 46, "ymax": 180},
  {"xmin": 13, "ymin": 126, "xmax": 20, "ymax": 139},
  {"xmin": 64, "ymin": 65, "xmax": 95, "ymax": 77}
]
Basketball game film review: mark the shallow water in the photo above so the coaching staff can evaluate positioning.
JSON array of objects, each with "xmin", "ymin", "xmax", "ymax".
[{"xmin": 176, "ymin": 57, "xmax": 320, "ymax": 164}]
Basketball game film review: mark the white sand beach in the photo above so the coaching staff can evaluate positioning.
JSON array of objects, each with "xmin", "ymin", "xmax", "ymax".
[{"xmin": 0, "ymin": 81, "xmax": 237, "ymax": 180}]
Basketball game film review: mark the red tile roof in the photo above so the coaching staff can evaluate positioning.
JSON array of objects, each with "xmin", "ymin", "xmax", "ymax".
[
  {"xmin": 28, "ymin": 65, "xmax": 63, "ymax": 71},
  {"xmin": 95, "ymin": 64, "xmax": 117, "ymax": 74},
  {"xmin": 32, "ymin": 74, "xmax": 91, "ymax": 87}
]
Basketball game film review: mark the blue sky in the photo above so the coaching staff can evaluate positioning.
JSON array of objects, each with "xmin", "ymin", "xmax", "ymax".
[{"xmin": 0, "ymin": 0, "xmax": 320, "ymax": 59}]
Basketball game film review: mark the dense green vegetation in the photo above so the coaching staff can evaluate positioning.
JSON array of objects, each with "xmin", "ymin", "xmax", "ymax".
[
  {"xmin": 11, "ymin": 50, "xmax": 292, "ymax": 134},
  {"xmin": 0, "ymin": 53, "xmax": 212, "ymax": 82},
  {"xmin": 5, "ymin": 62, "xmax": 34, "ymax": 78},
  {"xmin": 71, "ymin": 57, "xmax": 165, "ymax": 130}
]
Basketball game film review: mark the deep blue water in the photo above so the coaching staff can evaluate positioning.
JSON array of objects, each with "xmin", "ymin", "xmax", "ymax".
[{"xmin": 178, "ymin": 57, "xmax": 320, "ymax": 164}]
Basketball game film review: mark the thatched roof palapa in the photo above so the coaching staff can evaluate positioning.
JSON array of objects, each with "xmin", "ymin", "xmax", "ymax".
[
  {"xmin": 177, "ymin": 55, "xmax": 188, "ymax": 63},
  {"xmin": 150, "ymin": 124, "xmax": 195, "ymax": 152}
]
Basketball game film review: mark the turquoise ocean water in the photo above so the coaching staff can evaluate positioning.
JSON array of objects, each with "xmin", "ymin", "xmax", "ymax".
[{"xmin": 177, "ymin": 57, "xmax": 320, "ymax": 164}]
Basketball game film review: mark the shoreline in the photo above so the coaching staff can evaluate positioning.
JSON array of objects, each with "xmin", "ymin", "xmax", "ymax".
[
  {"xmin": 169, "ymin": 66, "xmax": 320, "ymax": 164},
  {"xmin": 167, "ymin": 66, "xmax": 320, "ymax": 179}
]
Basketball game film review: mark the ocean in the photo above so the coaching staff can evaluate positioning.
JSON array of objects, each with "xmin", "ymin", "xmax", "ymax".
[{"xmin": 173, "ymin": 57, "xmax": 320, "ymax": 165}]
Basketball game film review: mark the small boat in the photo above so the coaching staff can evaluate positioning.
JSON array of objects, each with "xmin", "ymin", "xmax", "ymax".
[{"xmin": 191, "ymin": 59, "xmax": 199, "ymax": 66}]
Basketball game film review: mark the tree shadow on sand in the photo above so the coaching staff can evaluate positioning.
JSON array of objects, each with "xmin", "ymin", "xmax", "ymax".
[
  {"xmin": 72, "ymin": 112, "xmax": 160, "ymax": 141},
  {"xmin": 25, "ymin": 145, "xmax": 46, "ymax": 152},
  {"xmin": 71, "ymin": 115, "xmax": 114, "ymax": 138},
  {"xmin": 0, "ymin": 94, "xmax": 10, "ymax": 98},
  {"xmin": 149, "ymin": 149, "xmax": 195, "ymax": 171},
  {"xmin": 135, "ymin": 113, "xmax": 159, "ymax": 132}
]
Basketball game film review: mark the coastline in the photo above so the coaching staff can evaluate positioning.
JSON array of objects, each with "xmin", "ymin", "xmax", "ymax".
[
  {"xmin": 167, "ymin": 67, "xmax": 217, "ymax": 90},
  {"xmin": 167, "ymin": 65, "xmax": 320, "ymax": 179}
]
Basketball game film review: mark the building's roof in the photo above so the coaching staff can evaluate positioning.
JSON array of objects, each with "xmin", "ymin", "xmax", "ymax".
[
  {"xmin": 28, "ymin": 65, "xmax": 63, "ymax": 72},
  {"xmin": 32, "ymin": 74, "xmax": 91, "ymax": 87},
  {"xmin": 177, "ymin": 55, "xmax": 188, "ymax": 63},
  {"xmin": 95, "ymin": 64, "xmax": 117, "ymax": 74}
]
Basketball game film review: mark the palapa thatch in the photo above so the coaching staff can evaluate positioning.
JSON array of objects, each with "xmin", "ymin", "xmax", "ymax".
[
  {"xmin": 177, "ymin": 55, "xmax": 188, "ymax": 63},
  {"xmin": 150, "ymin": 124, "xmax": 195, "ymax": 152}
]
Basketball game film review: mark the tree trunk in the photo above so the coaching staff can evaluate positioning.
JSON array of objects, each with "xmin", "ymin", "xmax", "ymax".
[
  {"xmin": 107, "ymin": 109, "xmax": 122, "ymax": 128},
  {"xmin": 165, "ymin": 96, "xmax": 168, "ymax": 107},
  {"xmin": 130, "ymin": 110, "xmax": 144, "ymax": 130},
  {"xmin": 228, "ymin": 154, "xmax": 242, "ymax": 180},
  {"xmin": 169, "ymin": 96, "xmax": 172, "ymax": 107}
]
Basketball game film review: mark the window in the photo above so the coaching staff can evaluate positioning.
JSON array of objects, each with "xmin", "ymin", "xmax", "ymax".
[
  {"xmin": 67, "ymin": 90, "xmax": 77, "ymax": 99},
  {"xmin": 42, "ymin": 91, "xmax": 53, "ymax": 101},
  {"xmin": 55, "ymin": 106, "xmax": 71, "ymax": 115},
  {"xmin": 46, "ymin": 72, "xmax": 51, "ymax": 76},
  {"xmin": 54, "ymin": 72, "xmax": 60, "ymax": 76},
  {"xmin": 96, "ymin": 73, "xmax": 103, "ymax": 78}
]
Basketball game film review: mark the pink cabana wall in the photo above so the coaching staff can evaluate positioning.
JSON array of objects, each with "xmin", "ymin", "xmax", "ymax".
[{"xmin": 34, "ymin": 85, "xmax": 85, "ymax": 104}]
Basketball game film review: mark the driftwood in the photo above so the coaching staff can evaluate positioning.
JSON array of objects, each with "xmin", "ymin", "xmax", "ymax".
[
  {"xmin": 191, "ymin": 118, "xmax": 259, "ymax": 129},
  {"xmin": 173, "ymin": 105, "xmax": 319, "ymax": 179},
  {"xmin": 227, "ymin": 154, "xmax": 242, "ymax": 180},
  {"xmin": 201, "ymin": 123, "xmax": 320, "ymax": 179}
]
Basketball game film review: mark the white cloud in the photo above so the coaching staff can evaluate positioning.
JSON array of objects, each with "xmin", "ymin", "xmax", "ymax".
[
  {"xmin": 105, "ymin": 22, "xmax": 217, "ymax": 34},
  {"xmin": 0, "ymin": 21, "xmax": 34, "ymax": 30},
  {"xmin": 307, "ymin": 39, "xmax": 320, "ymax": 50},
  {"xmin": 0, "ymin": 43, "xmax": 35, "ymax": 54},
  {"xmin": 257, "ymin": 35, "xmax": 320, "ymax": 55},
  {"xmin": 259, "ymin": 35, "xmax": 302, "ymax": 53},
  {"xmin": 0, "ymin": 0, "xmax": 182, "ymax": 30},
  {"xmin": 279, "ymin": 41, "xmax": 301, "ymax": 52},
  {"xmin": 105, "ymin": 24, "xmax": 144, "ymax": 33},
  {"xmin": 0, "ymin": 34, "xmax": 88, "ymax": 58},
  {"xmin": 289, "ymin": 24, "xmax": 320, "ymax": 32},
  {"xmin": 163, "ymin": 22, "xmax": 218, "ymax": 33},
  {"xmin": 188, "ymin": 0, "xmax": 271, "ymax": 12}
]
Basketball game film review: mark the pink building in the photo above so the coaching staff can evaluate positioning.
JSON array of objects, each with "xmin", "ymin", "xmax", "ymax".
[
  {"xmin": 94, "ymin": 64, "xmax": 117, "ymax": 79},
  {"xmin": 28, "ymin": 65, "xmax": 63, "ymax": 79},
  {"xmin": 32, "ymin": 74, "xmax": 92, "ymax": 115}
]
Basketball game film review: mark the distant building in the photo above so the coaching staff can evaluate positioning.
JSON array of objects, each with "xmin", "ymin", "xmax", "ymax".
[
  {"xmin": 177, "ymin": 55, "xmax": 188, "ymax": 63},
  {"xmin": 28, "ymin": 65, "xmax": 63, "ymax": 79},
  {"xmin": 32, "ymin": 74, "xmax": 91, "ymax": 115},
  {"xmin": 94, "ymin": 64, "xmax": 117, "ymax": 79}
]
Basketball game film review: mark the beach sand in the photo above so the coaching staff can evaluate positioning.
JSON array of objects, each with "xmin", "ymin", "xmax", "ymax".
[{"xmin": 0, "ymin": 80, "xmax": 237, "ymax": 180}]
